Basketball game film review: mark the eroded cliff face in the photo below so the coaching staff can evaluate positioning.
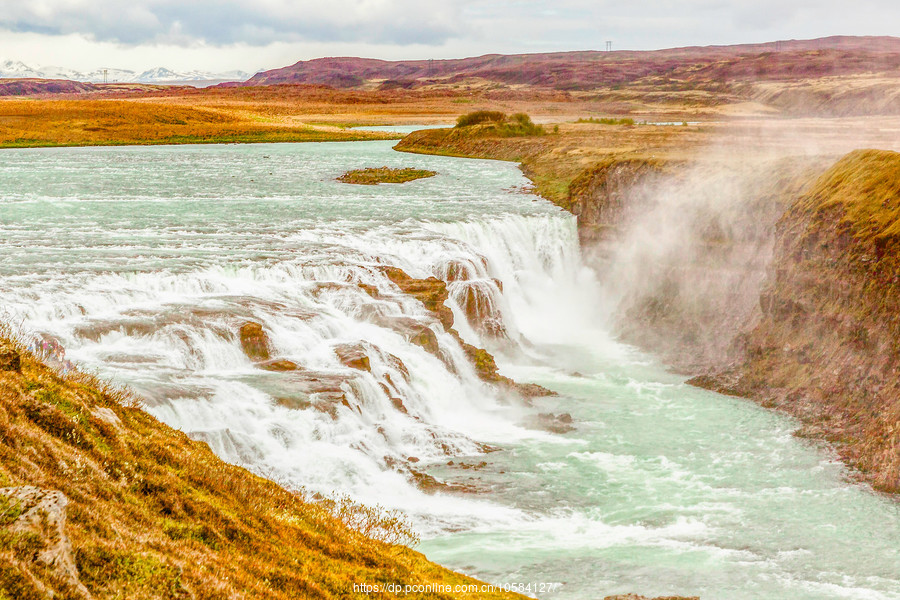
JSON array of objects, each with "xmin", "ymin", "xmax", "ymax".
[
  {"xmin": 572, "ymin": 155, "xmax": 825, "ymax": 373},
  {"xmin": 695, "ymin": 150, "xmax": 900, "ymax": 493}
]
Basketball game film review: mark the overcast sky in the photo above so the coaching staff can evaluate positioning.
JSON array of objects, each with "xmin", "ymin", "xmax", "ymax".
[{"xmin": 0, "ymin": 0, "xmax": 898, "ymax": 74}]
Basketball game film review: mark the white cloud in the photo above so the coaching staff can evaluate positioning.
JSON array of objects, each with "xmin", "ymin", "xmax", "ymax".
[
  {"xmin": 0, "ymin": 0, "xmax": 898, "ymax": 74},
  {"xmin": 0, "ymin": 0, "xmax": 468, "ymax": 46}
]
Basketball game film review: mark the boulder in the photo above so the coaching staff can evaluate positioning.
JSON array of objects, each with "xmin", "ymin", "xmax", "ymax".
[
  {"xmin": 357, "ymin": 283, "xmax": 380, "ymax": 298},
  {"xmin": 239, "ymin": 322, "xmax": 270, "ymax": 362},
  {"xmin": 334, "ymin": 343, "xmax": 371, "ymax": 372},
  {"xmin": 515, "ymin": 382, "xmax": 557, "ymax": 397},
  {"xmin": 407, "ymin": 468, "xmax": 478, "ymax": 495},
  {"xmin": 380, "ymin": 267, "xmax": 454, "ymax": 329},
  {"xmin": 90, "ymin": 407, "xmax": 122, "ymax": 429},
  {"xmin": 410, "ymin": 327, "xmax": 440, "ymax": 356},
  {"xmin": 533, "ymin": 412, "xmax": 576, "ymax": 434},
  {"xmin": 0, "ymin": 343, "xmax": 20, "ymax": 372},
  {"xmin": 0, "ymin": 486, "xmax": 92, "ymax": 599},
  {"xmin": 390, "ymin": 397, "xmax": 409, "ymax": 414},
  {"xmin": 374, "ymin": 315, "xmax": 442, "ymax": 358},
  {"xmin": 259, "ymin": 358, "xmax": 299, "ymax": 372}
]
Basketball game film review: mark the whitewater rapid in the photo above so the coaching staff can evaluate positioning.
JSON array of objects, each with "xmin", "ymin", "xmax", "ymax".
[{"xmin": 1, "ymin": 140, "xmax": 898, "ymax": 599}]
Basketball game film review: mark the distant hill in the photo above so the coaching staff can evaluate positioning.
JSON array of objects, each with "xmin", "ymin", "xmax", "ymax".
[
  {"xmin": 0, "ymin": 78, "xmax": 99, "ymax": 96},
  {"xmin": 245, "ymin": 36, "xmax": 900, "ymax": 91}
]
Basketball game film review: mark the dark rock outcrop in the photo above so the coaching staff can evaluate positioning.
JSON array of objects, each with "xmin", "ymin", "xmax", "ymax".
[
  {"xmin": 0, "ymin": 486, "xmax": 92, "ymax": 599},
  {"xmin": 380, "ymin": 267, "xmax": 454, "ymax": 330},
  {"xmin": 259, "ymin": 358, "xmax": 299, "ymax": 372},
  {"xmin": 409, "ymin": 326, "xmax": 440, "ymax": 356},
  {"xmin": 334, "ymin": 343, "xmax": 372, "ymax": 372},
  {"xmin": 239, "ymin": 322, "xmax": 271, "ymax": 362}
]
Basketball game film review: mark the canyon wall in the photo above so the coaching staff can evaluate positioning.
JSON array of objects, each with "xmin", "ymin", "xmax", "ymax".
[
  {"xmin": 573, "ymin": 150, "xmax": 900, "ymax": 493},
  {"xmin": 399, "ymin": 128, "xmax": 899, "ymax": 494},
  {"xmin": 693, "ymin": 150, "xmax": 900, "ymax": 493},
  {"xmin": 570, "ymin": 155, "xmax": 824, "ymax": 373}
]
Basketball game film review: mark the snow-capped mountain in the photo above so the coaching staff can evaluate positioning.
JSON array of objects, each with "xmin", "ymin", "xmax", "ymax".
[
  {"xmin": 0, "ymin": 60, "xmax": 249, "ymax": 84},
  {"xmin": 0, "ymin": 60, "xmax": 44, "ymax": 78}
]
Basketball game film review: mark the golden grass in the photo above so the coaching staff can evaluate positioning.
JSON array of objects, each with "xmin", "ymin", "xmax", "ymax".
[
  {"xmin": 800, "ymin": 149, "xmax": 900, "ymax": 240},
  {"xmin": 0, "ymin": 99, "xmax": 399, "ymax": 148},
  {"xmin": 0, "ymin": 82, "xmax": 737, "ymax": 150},
  {"xmin": 396, "ymin": 121, "xmax": 706, "ymax": 205},
  {"xmin": 0, "ymin": 331, "xmax": 525, "ymax": 599}
]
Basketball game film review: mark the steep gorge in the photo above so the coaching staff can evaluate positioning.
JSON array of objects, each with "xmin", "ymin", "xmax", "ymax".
[
  {"xmin": 693, "ymin": 150, "xmax": 900, "ymax": 493},
  {"xmin": 399, "ymin": 127, "xmax": 900, "ymax": 495},
  {"xmin": 545, "ymin": 149, "xmax": 900, "ymax": 493}
]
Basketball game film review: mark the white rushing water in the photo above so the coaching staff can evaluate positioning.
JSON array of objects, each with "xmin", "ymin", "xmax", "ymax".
[{"xmin": 1, "ymin": 140, "xmax": 898, "ymax": 599}]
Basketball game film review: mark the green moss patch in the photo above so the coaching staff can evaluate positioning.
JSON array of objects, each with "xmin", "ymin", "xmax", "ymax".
[{"xmin": 337, "ymin": 166, "xmax": 437, "ymax": 185}]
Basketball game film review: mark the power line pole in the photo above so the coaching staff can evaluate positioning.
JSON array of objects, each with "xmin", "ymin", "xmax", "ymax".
[{"xmin": 605, "ymin": 41, "xmax": 613, "ymax": 52}]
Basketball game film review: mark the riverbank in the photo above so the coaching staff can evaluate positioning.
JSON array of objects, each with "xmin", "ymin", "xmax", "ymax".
[{"xmin": 0, "ymin": 98, "xmax": 402, "ymax": 148}]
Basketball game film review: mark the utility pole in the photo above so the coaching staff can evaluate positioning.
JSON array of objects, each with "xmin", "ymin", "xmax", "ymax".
[
  {"xmin": 102, "ymin": 69, "xmax": 108, "ymax": 84},
  {"xmin": 605, "ymin": 41, "xmax": 613, "ymax": 52}
]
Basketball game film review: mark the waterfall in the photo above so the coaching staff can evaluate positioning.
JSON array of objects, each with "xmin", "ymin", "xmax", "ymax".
[{"xmin": 2, "ymin": 208, "xmax": 595, "ymax": 528}]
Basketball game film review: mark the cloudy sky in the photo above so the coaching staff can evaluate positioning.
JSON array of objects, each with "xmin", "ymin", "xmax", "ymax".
[{"xmin": 0, "ymin": 0, "xmax": 898, "ymax": 74}]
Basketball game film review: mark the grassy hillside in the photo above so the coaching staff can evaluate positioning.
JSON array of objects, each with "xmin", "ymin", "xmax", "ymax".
[{"xmin": 0, "ymin": 333, "xmax": 524, "ymax": 599}]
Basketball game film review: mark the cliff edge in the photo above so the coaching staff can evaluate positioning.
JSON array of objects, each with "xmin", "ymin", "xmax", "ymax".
[{"xmin": 695, "ymin": 150, "xmax": 900, "ymax": 493}]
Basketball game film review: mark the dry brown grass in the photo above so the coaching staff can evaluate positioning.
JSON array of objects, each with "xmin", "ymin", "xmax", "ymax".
[
  {"xmin": 0, "ymin": 97, "xmax": 399, "ymax": 148},
  {"xmin": 0, "ymin": 83, "xmax": 737, "ymax": 150},
  {"xmin": 0, "ymin": 331, "xmax": 525, "ymax": 599}
]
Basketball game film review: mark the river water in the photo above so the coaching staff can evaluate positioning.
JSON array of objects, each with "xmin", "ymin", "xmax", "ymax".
[{"xmin": 0, "ymin": 140, "xmax": 897, "ymax": 599}]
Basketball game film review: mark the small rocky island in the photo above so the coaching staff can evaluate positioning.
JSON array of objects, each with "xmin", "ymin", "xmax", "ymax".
[{"xmin": 337, "ymin": 166, "xmax": 437, "ymax": 185}]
